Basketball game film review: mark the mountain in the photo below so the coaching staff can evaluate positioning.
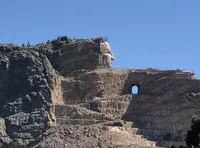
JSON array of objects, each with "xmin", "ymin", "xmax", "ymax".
[{"xmin": 0, "ymin": 36, "xmax": 199, "ymax": 148}]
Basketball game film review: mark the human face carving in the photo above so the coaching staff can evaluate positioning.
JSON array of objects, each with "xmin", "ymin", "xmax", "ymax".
[{"xmin": 100, "ymin": 41, "xmax": 115, "ymax": 68}]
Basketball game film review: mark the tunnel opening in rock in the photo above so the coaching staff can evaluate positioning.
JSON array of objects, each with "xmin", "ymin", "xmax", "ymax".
[{"xmin": 131, "ymin": 85, "xmax": 139, "ymax": 94}]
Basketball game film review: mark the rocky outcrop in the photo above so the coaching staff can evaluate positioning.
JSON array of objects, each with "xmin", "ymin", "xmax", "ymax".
[
  {"xmin": 0, "ymin": 36, "xmax": 199, "ymax": 147},
  {"xmin": 0, "ymin": 37, "xmax": 116, "ymax": 147},
  {"xmin": 49, "ymin": 37, "xmax": 115, "ymax": 76},
  {"xmin": 0, "ymin": 45, "xmax": 58, "ymax": 147}
]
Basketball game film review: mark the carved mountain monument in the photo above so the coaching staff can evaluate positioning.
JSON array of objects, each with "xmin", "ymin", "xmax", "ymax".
[{"xmin": 0, "ymin": 36, "xmax": 199, "ymax": 147}]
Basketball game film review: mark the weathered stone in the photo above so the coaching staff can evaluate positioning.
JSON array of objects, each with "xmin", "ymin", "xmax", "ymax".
[
  {"xmin": 0, "ymin": 36, "xmax": 199, "ymax": 147},
  {"xmin": 0, "ymin": 47, "xmax": 57, "ymax": 146}
]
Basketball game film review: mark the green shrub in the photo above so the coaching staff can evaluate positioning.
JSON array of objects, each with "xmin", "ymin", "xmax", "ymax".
[
  {"xmin": 170, "ymin": 144, "xmax": 176, "ymax": 148},
  {"xmin": 35, "ymin": 145, "xmax": 43, "ymax": 148},
  {"xmin": 10, "ymin": 141, "xmax": 26, "ymax": 148}
]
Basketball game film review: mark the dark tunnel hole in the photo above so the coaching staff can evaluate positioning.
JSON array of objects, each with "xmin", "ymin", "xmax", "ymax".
[{"xmin": 131, "ymin": 85, "xmax": 139, "ymax": 95}]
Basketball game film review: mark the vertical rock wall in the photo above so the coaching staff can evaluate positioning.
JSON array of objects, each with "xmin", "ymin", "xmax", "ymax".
[{"xmin": 0, "ymin": 45, "xmax": 57, "ymax": 146}]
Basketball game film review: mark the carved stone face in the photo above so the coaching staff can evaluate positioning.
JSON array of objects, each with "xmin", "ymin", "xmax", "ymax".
[{"xmin": 100, "ymin": 41, "xmax": 115, "ymax": 68}]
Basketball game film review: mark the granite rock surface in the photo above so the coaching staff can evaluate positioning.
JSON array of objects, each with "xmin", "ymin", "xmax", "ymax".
[{"xmin": 0, "ymin": 37, "xmax": 199, "ymax": 148}]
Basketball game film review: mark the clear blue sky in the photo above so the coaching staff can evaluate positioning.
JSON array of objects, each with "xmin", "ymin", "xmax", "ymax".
[{"xmin": 0, "ymin": 1, "xmax": 200, "ymax": 78}]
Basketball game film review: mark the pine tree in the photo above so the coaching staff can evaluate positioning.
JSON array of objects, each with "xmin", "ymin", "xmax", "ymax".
[
  {"xmin": 27, "ymin": 41, "xmax": 30, "ymax": 47},
  {"xmin": 185, "ymin": 115, "xmax": 200, "ymax": 148}
]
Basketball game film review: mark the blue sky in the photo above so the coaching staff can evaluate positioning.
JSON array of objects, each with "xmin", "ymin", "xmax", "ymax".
[{"xmin": 0, "ymin": 1, "xmax": 200, "ymax": 78}]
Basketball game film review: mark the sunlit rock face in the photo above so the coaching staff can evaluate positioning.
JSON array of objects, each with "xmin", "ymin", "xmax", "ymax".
[
  {"xmin": 50, "ymin": 37, "xmax": 115, "ymax": 76},
  {"xmin": 99, "ymin": 40, "xmax": 115, "ymax": 68}
]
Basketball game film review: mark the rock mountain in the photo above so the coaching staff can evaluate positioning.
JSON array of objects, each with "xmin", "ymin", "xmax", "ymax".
[{"xmin": 0, "ymin": 36, "xmax": 199, "ymax": 148}]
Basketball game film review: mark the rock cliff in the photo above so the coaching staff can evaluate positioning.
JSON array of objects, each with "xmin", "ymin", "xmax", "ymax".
[{"xmin": 0, "ymin": 36, "xmax": 199, "ymax": 147}]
